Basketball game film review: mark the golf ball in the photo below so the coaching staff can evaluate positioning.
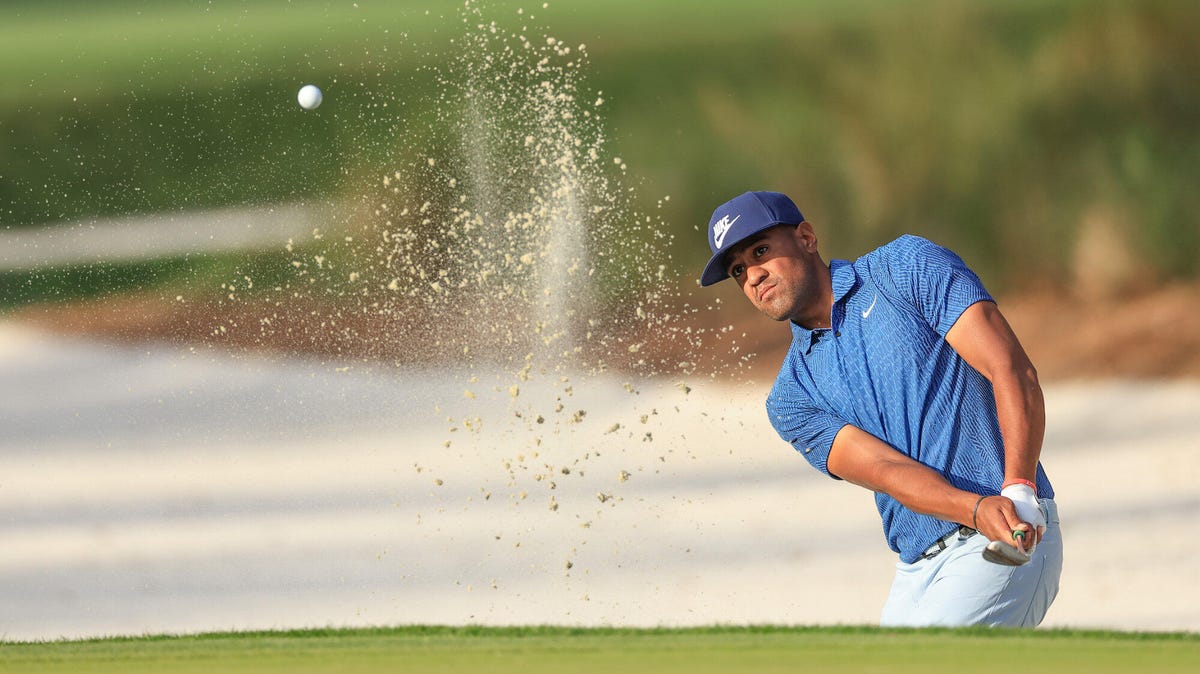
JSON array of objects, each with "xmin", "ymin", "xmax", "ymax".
[{"xmin": 297, "ymin": 84, "xmax": 323, "ymax": 110}]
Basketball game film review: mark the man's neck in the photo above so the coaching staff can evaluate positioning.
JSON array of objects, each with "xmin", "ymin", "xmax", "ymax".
[{"xmin": 790, "ymin": 263, "xmax": 834, "ymax": 330}]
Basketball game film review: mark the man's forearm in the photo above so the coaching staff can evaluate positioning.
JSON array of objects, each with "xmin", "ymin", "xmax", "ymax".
[
  {"xmin": 829, "ymin": 425, "xmax": 979, "ymax": 527},
  {"xmin": 829, "ymin": 424, "xmax": 1042, "ymax": 542},
  {"xmin": 992, "ymin": 365, "xmax": 1045, "ymax": 487}
]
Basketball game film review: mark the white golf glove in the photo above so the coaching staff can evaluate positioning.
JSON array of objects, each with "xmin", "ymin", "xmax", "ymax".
[{"xmin": 1001, "ymin": 483, "xmax": 1046, "ymax": 550}]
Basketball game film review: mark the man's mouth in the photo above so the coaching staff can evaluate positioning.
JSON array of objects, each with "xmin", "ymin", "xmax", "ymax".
[{"xmin": 758, "ymin": 284, "xmax": 776, "ymax": 302}]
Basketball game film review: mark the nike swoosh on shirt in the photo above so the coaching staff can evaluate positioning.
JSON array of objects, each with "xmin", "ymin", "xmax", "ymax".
[{"xmin": 861, "ymin": 294, "xmax": 878, "ymax": 319}]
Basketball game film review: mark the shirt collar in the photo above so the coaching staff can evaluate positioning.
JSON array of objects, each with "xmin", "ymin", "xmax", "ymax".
[
  {"xmin": 789, "ymin": 259, "xmax": 857, "ymax": 353},
  {"xmin": 830, "ymin": 258, "xmax": 857, "ymax": 303}
]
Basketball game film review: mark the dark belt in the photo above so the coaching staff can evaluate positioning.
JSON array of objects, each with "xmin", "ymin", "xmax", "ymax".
[{"xmin": 918, "ymin": 526, "xmax": 977, "ymax": 561}]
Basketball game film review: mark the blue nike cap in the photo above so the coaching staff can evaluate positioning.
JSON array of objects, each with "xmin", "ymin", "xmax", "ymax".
[{"xmin": 699, "ymin": 191, "xmax": 804, "ymax": 286}]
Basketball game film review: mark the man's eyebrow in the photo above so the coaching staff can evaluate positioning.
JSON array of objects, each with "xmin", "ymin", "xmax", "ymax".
[
  {"xmin": 730, "ymin": 236, "xmax": 769, "ymax": 260},
  {"xmin": 726, "ymin": 238, "xmax": 765, "ymax": 273}
]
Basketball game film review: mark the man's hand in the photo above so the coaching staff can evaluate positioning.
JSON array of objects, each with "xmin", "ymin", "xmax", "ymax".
[
  {"xmin": 974, "ymin": 494, "xmax": 1040, "ymax": 553},
  {"xmin": 1001, "ymin": 483, "xmax": 1046, "ymax": 547}
]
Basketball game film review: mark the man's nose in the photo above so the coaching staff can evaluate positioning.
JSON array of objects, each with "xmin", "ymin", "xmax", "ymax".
[{"xmin": 747, "ymin": 263, "xmax": 768, "ymax": 285}]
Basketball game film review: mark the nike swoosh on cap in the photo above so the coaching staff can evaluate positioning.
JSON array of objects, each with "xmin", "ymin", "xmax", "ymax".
[{"xmin": 713, "ymin": 214, "xmax": 740, "ymax": 249}]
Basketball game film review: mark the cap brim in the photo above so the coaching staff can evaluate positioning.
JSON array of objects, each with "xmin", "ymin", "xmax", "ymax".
[{"xmin": 699, "ymin": 253, "xmax": 730, "ymax": 287}]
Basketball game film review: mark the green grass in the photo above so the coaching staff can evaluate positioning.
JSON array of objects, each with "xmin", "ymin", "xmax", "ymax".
[
  {"xmin": 0, "ymin": 0, "xmax": 892, "ymax": 101},
  {"xmin": 0, "ymin": 0, "xmax": 883, "ymax": 106},
  {"xmin": 2, "ymin": 625, "xmax": 1198, "ymax": 674}
]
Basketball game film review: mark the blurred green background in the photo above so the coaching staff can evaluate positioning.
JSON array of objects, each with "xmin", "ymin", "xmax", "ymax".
[{"xmin": 2, "ymin": 0, "xmax": 1197, "ymax": 308}]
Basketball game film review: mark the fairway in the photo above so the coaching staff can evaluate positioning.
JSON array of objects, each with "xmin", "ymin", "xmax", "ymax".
[{"xmin": 3, "ymin": 626, "xmax": 1198, "ymax": 674}]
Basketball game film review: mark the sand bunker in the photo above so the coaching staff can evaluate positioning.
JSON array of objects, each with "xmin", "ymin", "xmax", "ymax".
[{"xmin": 2, "ymin": 322, "xmax": 1198, "ymax": 640}]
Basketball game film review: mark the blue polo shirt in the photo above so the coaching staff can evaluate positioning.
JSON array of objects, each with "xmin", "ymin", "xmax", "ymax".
[{"xmin": 766, "ymin": 235, "xmax": 1054, "ymax": 563}]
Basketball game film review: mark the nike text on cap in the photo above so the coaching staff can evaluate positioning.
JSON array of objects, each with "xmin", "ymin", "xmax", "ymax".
[{"xmin": 699, "ymin": 191, "xmax": 804, "ymax": 287}]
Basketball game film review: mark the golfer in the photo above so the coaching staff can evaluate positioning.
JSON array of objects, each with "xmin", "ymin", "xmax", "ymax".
[{"xmin": 701, "ymin": 191, "xmax": 1062, "ymax": 627}]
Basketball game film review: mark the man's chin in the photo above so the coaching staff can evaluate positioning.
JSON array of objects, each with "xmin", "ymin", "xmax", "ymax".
[{"xmin": 755, "ymin": 303, "xmax": 792, "ymax": 322}]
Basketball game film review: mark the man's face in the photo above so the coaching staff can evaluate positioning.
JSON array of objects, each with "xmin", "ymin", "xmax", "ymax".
[{"xmin": 724, "ymin": 223, "xmax": 825, "ymax": 324}]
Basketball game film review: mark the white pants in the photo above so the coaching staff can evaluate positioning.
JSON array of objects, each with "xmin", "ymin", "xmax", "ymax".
[{"xmin": 880, "ymin": 499, "xmax": 1062, "ymax": 627}]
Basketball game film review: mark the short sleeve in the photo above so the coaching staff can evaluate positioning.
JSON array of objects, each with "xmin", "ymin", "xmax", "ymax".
[
  {"xmin": 766, "ymin": 386, "xmax": 848, "ymax": 479},
  {"xmin": 877, "ymin": 235, "xmax": 993, "ymax": 337}
]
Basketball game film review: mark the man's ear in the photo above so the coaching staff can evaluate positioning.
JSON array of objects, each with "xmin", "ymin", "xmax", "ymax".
[{"xmin": 793, "ymin": 221, "xmax": 819, "ymax": 253}]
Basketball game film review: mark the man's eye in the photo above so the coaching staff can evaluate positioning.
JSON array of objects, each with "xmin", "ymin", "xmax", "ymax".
[
  {"xmin": 754, "ymin": 245, "xmax": 768, "ymax": 257},
  {"xmin": 730, "ymin": 264, "xmax": 745, "ymax": 278}
]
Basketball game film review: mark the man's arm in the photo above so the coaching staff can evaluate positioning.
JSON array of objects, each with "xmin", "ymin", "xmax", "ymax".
[
  {"xmin": 826, "ymin": 425, "xmax": 1030, "ymax": 544},
  {"xmin": 944, "ymin": 301, "xmax": 1045, "ymax": 492}
]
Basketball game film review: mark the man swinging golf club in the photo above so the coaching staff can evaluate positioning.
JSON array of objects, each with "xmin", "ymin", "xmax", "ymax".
[{"xmin": 701, "ymin": 191, "xmax": 1062, "ymax": 627}]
